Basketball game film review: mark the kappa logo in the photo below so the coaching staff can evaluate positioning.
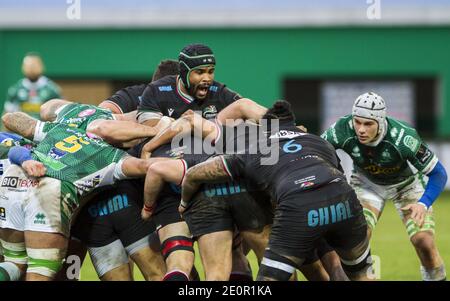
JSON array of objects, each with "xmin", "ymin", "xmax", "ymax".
[{"xmin": 168, "ymin": 108, "xmax": 175, "ymax": 117}]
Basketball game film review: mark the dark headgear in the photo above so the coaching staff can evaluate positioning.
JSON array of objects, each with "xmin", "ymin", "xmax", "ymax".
[{"xmin": 178, "ymin": 43, "xmax": 215, "ymax": 88}]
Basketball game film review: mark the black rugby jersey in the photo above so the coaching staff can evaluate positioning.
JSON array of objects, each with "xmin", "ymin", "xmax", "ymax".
[
  {"xmin": 223, "ymin": 125, "xmax": 346, "ymax": 203},
  {"xmin": 105, "ymin": 84, "xmax": 146, "ymax": 114},
  {"xmin": 138, "ymin": 75, "xmax": 241, "ymax": 121}
]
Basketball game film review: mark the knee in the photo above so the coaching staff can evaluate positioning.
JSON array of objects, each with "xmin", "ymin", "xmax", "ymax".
[{"xmin": 411, "ymin": 232, "xmax": 435, "ymax": 251}]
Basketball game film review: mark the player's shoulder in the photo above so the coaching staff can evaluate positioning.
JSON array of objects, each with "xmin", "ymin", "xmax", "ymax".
[
  {"xmin": 321, "ymin": 115, "xmax": 355, "ymax": 146},
  {"xmin": 148, "ymin": 75, "xmax": 177, "ymax": 90},
  {"xmin": 385, "ymin": 116, "xmax": 421, "ymax": 153},
  {"xmin": 121, "ymin": 83, "xmax": 147, "ymax": 95},
  {"xmin": 209, "ymin": 80, "xmax": 226, "ymax": 92}
]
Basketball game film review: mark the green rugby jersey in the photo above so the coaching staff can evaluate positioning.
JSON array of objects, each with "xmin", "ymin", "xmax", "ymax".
[
  {"xmin": 32, "ymin": 122, "xmax": 128, "ymax": 196},
  {"xmin": 54, "ymin": 103, "xmax": 114, "ymax": 131},
  {"xmin": 4, "ymin": 76, "xmax": 61, "ymax": 119},
  {"xmin": 321, "ymin": 115, "xmax": 437, "ymax": 185}
]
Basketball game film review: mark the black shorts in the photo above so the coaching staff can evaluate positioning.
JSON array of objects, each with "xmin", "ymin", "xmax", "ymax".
[
  {"xmin": 183, "ymin": 180, "xmax": 274, "ymax": 238},
  {"xmin": 71, "ymin": 180, "xmax": 156, "ymax": 248},
  {"xmin": 268, "ymin": 180, "xmax": 367, "ymax": 259}
]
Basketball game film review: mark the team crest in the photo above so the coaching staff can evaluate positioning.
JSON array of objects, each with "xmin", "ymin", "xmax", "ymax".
[{"xmin": 202, "ymin": 105, "xmax": 218, "ymax": 119}]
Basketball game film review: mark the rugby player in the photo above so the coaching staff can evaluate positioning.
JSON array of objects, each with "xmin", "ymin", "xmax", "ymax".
[
  {"xmin": 136, "ymin": 43, "xmax": 259, "ymax": 281},
  {"xmin": 180, "ymin": 100, "xmax": 373, "ymax": 281},
  {"xmin": 321, "ymin": 92, "xmax": 447, "ymax": 281},
  {"xmin": 0, "ymin": 113, "xmax": 166, "ymax": 281}
]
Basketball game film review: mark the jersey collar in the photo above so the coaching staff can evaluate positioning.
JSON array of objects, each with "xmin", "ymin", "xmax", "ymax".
[{"xmin": 176, "ymin": 76, "xmax": 195, "ymax": 104}]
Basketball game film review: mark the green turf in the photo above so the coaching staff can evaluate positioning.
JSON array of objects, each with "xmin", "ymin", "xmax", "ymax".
[{"xmin": 79, "ymin": 192, "xmax": 450, "ymax": 281}]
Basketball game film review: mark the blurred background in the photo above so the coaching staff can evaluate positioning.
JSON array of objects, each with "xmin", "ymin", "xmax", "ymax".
[{"xmin": 1, "ymin": 0, "xmax": 450, "ymax": 281}]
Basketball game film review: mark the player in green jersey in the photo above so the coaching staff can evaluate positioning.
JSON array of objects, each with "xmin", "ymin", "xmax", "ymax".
[
  {"xmin": 37, "ymin": 100, "xmax": 169, "ymax": 149},
  {"xmin": 321, "ymin": 92, "xmax": 447, "ymax": 281},
  {"xmin": 0, "ymin": 114, "xmax": 166, "ymax": 281},
  {"xmin": 3, "ymin": 53, "xmax": 61, "ymax": 120}
]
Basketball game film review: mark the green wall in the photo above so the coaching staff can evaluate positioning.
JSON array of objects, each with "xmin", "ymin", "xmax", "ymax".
[{"xmin": 1, "ymin": 27, "xmax": 449, "ymax": 136}]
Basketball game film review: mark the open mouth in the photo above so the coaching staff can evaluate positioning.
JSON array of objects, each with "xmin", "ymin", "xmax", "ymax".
[{"xmin": 196, "ymin": 84, "xmax": 210, "ymax": 97}]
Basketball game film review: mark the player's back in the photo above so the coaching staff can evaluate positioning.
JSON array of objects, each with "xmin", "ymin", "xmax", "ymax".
[
  {"xmin": 32, "ymin": 123, "xmax": 127, "ymax": 194},
  {"xmin": 240, "ymin": 125, "xmax": 345, "ymax": 202},
  {"xmin": 54, "ymin": 103, "xmax": 114, "ymax": 130}
]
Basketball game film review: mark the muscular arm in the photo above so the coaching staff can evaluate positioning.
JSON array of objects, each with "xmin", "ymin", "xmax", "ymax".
[
  {"xmin": 216, "ymin": 98, "xmax": 267, "ymax": 126},
  {"xmin": 141, "ymin": 159, "xmax": 185, "ymax": 220},
  {"xmin": 40, "ymin": 98, "xmax": 72, "ymax": 121},
  {"xmin": 140, "ymin": 112, "xmax": 216, "ymax": 158},
  {"xmin": 2, "ymin": 112, "xmax": 38, "ymax": 139},
  {"xmin": 86, "ymin": 119, "xmax": 158, "ymax": 146},
  {"xmin": 181, "ymin": 156, "xmax": 232, "ymax": 208}
]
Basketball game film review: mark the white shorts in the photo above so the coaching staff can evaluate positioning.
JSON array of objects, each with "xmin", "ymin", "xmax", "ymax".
[
  {"xmin": 0, "ymin": 165, "xmax": 71, "ymax": 237},
  {"xmin": 349, "ymin": 171, "xmax": 427, "ymax": 218}
]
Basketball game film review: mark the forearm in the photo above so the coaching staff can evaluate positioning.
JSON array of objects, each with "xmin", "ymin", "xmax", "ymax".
[
  {"xmin": 420, "ymin": 161, "xmax": 448, "ymax": 208},
  {"xmin": 143, "ymin": 170, "xmax": 165, "ymax": 208},
  {"xmin": 88, "ymin": 120, "xmax": 157, "ymax": 143},
  {"xmin": 216, "ymin": 98, "xmax": 267, "ymax": 125},
  {"xmin": 1, "ymin": 112, "xmax": 37, "ymax": 139},
  {"xmin": 181, "ymin": 157, "xmax": 232, "ymax": 205},
  {"xmin": 142, "ymin": 118, "xmax": 190, "ymax": 154}
]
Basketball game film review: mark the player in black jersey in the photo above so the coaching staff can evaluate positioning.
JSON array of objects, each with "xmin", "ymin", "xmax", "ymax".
[
  {"xmin": 137, "ymin": 43, "xmax": 260, "ymax": 158},
  {"xmin": 180, "ymin": 100, "xmax": 373, "ymax": 281}
]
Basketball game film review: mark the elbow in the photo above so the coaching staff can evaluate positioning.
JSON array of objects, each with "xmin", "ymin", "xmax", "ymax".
[
  {"xmin": 2, "ymin": 113, "xmax": 12, "ymax": 127},
  {"xmin": 87, "ymin": 122, "xmax": 110, "ymax": 141}
]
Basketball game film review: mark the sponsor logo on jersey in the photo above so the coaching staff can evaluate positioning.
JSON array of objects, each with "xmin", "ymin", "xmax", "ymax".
[
  {"xmin": 395, "ymin": 128, "xmax": 405, "ymax": 146},
  {"xmin": 88, "ymin": 194, "xmax": 130, "ymax": 217},
  {"xmin": 1, "ymin": 176, "xmax": 39, "ymax": 188},
  {"xmin": 0, "ymin": 207, "xmax": 6, "ymax": 221},
  {"xmin": 294, "ymin": 175, "xmax": 316, "ymax": 187},
  {"xmin": 34, "ymin": 213, "xmax": 46, "ymax": 225},
  {"xmin": 270, "ymin": 130, "xmax": 307, "ymax": 140},
  {"xmin": 209, "ymin": 85, "xmax": 218, "ymax": 92},
  {"xmin": 49, "ymin": 147, "xmax": 67, "ymax": 160},
  {"xmin": 168, "ymin": 108, "xmax": 175, "ymax": 117},
  {"xmin": 403, "ymin": 135, "xmax": 419, "ymax": 152},
  {"xmin": 390, "ymin": 127, "xmax": 399, "ymax": 138},
  {"xmin": 364, "ymin": 164, "xmax": 400, "ymax": 175},
  {"xmin": 158, "ymin": 85, "xmax": 173, "ymax": 92},
  {"xmin": 78, "ymin": 108, "xmax": 96, "ymax": 118},
  {"xmin": 351, "ymin": 146, "xmax": 361, "ymax": 158},
  {"xmin": 202, "ymin": 105, "xmax": 218, "ymax": 119},
  {"xmin": 308, "ymin": 200, "xmax": 353, "ymax": 227},
  {"xmin": 381, "ymin": 150, "xmax": 391, "ymax": 159},
  {"xmin": 78, "ymin": 175, "xmax": 102, "ymax": 193},
  {"xmin": 203, "ymin": 181, "xmax": 247, "ymax": 197},
  {"xmin": 416, "ymin": 143, "xmax": 432, "ymax": 164},
  {"xmin": 62, "ymin": 117, "xmax": 85, "ymax": 125}
]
